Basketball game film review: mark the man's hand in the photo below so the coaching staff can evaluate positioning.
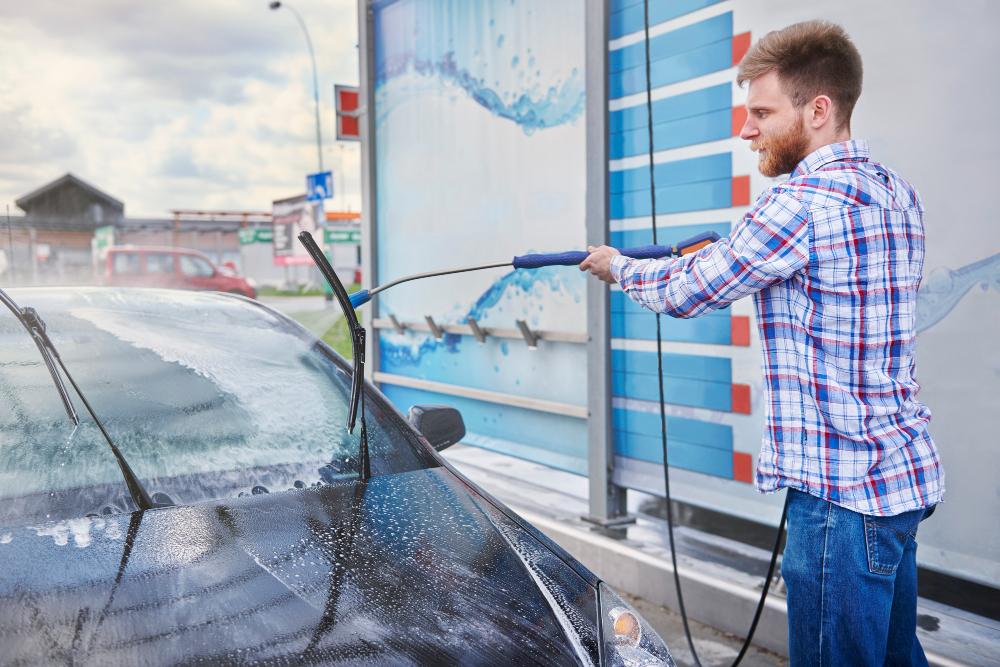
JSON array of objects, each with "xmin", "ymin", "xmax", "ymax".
[{"xmin": 580, "ymin": 245, "xmax": 620, "ymax": 284}]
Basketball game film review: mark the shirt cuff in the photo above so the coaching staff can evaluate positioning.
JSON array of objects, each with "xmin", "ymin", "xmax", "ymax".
[{"xmin": 610, "ymin": 254, "xmax": 634, "ymax": 290}]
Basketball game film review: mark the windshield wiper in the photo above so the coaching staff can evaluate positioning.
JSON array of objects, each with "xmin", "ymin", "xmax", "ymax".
[
  {"xmin": 0, "ymin": 287, "xmax": 155, "ymax": 511},
  {"xmin": 0, "ymin": 291, "xmax": 79, "ymax": 425},
  {"xmin": 297, "ymin": 231, "xmax": 370, "ymax": 482}
]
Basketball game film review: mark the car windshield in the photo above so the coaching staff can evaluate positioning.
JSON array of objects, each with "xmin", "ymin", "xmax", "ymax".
[{"xmin": 0, "ymin": 288, "xmax": 436, "ymax": 526}]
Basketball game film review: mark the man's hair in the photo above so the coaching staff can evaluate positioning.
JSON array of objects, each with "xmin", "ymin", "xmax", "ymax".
[{"xmin": 737, "ymin": 20, "xmax": 863, "ymax": 131}]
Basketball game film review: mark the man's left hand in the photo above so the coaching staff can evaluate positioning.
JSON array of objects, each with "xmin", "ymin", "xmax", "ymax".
[{"xmin": 580, "ymin": 246, "xmax": 620, "ymax": 284}]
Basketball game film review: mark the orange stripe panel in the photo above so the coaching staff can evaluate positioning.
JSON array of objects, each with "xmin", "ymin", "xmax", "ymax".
[
  {"xmin": 732, "ymin": 451, "xmax": 754, "ymax": 483},
  {"xmin": 731, "ymin": 383, "xmax": 751, "ymax": 414},
  {"xmin": 731, "ymin": 175, "xmax": 750, "ymax": 207},
  {"xmin": 730, "ymin": 315, "xmax": 751, "ymax": 346},
  {"xmin": 732, "ymin": 32, "xmax": 752, "ymax": 66},
  {"xmin": 731, "ymin": 106, "xmax": 748, "ymax": 137}
]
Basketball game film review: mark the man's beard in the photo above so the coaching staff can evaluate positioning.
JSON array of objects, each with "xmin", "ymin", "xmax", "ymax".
[{"xmin": 750, "ymin": 116, "xmax": 810, "ymax": 178}]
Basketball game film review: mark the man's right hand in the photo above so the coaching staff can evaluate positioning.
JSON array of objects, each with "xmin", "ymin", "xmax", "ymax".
[{"xmin": 580, "ymin": 246, "xmax": 620, "ymax": 284}]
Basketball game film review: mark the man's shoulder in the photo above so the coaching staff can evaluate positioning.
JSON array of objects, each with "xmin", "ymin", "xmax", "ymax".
[{"xmin": 778, "ymin": 160, "xmax": 921, "ymax": 212}]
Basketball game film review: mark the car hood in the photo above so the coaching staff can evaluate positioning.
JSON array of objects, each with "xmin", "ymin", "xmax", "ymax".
[{"xmin": 0, "ymin": 467, "xmax": 597, "ymax": 666}]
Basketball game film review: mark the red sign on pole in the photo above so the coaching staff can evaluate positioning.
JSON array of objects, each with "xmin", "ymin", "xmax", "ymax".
[{"xmin": 335, "ymin": 84, "xmax": 360, "ymax": 141}]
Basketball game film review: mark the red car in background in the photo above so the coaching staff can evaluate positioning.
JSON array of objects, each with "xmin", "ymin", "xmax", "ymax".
[{"xmin": 105, "ymin": 247, "xmax": 257, "ymax": 298}]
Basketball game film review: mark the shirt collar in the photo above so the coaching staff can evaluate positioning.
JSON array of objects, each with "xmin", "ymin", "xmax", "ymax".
[{"xmin": 791, "ymin": 139, "xmax": 869, "ymax": 178}]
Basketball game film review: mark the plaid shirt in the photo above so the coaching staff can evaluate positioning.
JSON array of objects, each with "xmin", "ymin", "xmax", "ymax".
[{"xmin": 611, "ymin": 140, "xmax": 943, "ymax": 516}]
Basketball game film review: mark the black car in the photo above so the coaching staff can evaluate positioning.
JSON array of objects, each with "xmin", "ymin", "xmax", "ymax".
[{"xmin": 0, "ymin": 287, "xmax": 675, "ymax": 666}]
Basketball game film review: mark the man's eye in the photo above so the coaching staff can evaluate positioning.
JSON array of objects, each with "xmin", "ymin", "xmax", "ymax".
[{"xmin": 757, "ymin": 111, "xmax": 768, "ymax": 118}]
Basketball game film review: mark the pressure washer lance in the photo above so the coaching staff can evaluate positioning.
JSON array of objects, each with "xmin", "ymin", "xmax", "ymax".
[{"xmin": 346, "ymin": 230, "xmax": 720, "ymax": 308}]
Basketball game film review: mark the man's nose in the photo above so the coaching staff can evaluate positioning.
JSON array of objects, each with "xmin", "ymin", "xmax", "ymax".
[{"xmin": 739, "ymin": 115, "xmax": 757, "ymax": 141}]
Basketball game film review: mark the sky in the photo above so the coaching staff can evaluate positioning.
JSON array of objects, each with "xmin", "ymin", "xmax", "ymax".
[{"xmin": 0, "ymin": 0, "xmax": 362, "ymax": 218}]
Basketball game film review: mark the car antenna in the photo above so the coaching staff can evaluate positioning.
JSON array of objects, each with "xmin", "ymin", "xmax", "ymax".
[
  {"xmin": 0, "ymin": 287, "xmax": 156, "ymax": 511},
  {"xmin": 297, "ymin": 231, "xmax": 370, "ymax": 482}
]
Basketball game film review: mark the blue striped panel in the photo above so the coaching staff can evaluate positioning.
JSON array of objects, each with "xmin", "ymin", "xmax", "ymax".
[
  {"xmin": 612, "ymin": 348, "xmax": 732, "ymax": 411},
  {"xmin": 611, "ymin": 178, "xmax": 730, "ymax": 218},
  {"xmin": 610, "ymin": 13, "xmax": 731, "ymax": 73},
  {"xmin": 609, "ymin": 14, "xmax": 732, "ymax": 99},
  {"xmin": 609, "ymin": 0, "xmax": 727, "ymax": 40},
  {"xmin": 613, "ymin": 348, "xmax": 730, "ymax": 381},
  {"xmin": 614, "ymin": 407, "xmax": 732, "ymax": 450},
  {"xmin": 611, "ymin": 109, "xmax": 731, "ymax": 158},
  {"xmin": 609, "ymin": 223, "xmax": 733, "ymax": 345},
  {"xmin": 611, "ymin": 84, "xmax": 729, "ymax": 133},
  {"xmin": 610, "ymin": 221, "xmax": 732, "ymax": 247},
  {"xmin": 614, "ymin": 407, "xmax": 734, "ymax": 478},
  {"xmin": 611, "ymin": 153, "xmax": 730, "ymax": 195},
  {"xmin": 613, "ymin": 306, "xmax": 732, "ymax": 344},
  {"xmin": 614, "ymin": 431, "xmax": 733, "ymax": 478}
]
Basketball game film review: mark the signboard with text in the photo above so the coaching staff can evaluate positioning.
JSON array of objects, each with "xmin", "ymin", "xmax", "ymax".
[
  {"xmin": 238, "ymin": 227, "xmax": 274, "ymax": 244},
  {"xmin": 323, "ymin": 228, "xmax": 360, "ymax": 244},
  {"xmin": 271, "ymin": 194, "xmax": 321, "ymax": 266}
]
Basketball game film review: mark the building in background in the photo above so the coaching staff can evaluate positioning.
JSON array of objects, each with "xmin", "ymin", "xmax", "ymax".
[{"xmin": 2, "ymin": 174, "xmax": 360, "ymax": 290}]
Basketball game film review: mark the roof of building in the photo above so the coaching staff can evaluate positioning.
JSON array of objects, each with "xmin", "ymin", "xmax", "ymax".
[{"xmin": 15, "ymin": 173, "xmax": 124, "ymax": 212}]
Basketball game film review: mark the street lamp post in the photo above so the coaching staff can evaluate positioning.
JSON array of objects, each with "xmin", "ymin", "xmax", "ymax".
[{"xmin": 270, "ymin": 1, "xmax": 324, "ymax": 173}]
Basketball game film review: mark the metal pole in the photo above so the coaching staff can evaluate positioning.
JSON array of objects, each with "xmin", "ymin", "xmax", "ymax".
[
  {"xmin": 358, "ymin": 0, "xmax": 380, "ymax": 382},
  {"xmin": 273, "ymin": 2, "xmax": 324, "ymax": 173},
  {"xmin": 585, "ymin": 0, "xmax": 627, "ymax": 522}
]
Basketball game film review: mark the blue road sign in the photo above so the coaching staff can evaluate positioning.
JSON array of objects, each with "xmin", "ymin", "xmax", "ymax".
[{"xmin": 307, "ymin": 171, "xmax": 334, "ymax": 201}]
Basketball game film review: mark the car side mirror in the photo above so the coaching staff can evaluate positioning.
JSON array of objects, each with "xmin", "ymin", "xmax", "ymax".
[{"xmin": 407, "ymin": 404, "xmax": 465, "ymax": 452}]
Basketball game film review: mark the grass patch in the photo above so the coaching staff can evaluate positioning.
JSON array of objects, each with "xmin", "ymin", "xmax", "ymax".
[
  {"xmin": 280, "ymin": 284, "xmax": 363, "ymax": 359},
  {"xmin": 319, "ymin": 283, "xmax": 361, "ymax": 360},
  {"xmin": 321, "ymin": 308, "xmax": 361, "ymax": 360},
  {"xmin": 257, "ymin": 285, "xmax": 328, "ymax": 297}
]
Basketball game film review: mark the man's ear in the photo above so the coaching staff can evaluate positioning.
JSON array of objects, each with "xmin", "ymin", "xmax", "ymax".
[{"xmin": 808, "ymin": 95, "xmax": 835, "ymax": 129}]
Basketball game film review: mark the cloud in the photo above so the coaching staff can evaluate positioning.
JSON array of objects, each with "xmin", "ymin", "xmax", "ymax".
[{"xmin": 0, "ymin": 0, "xmax": 364, "ymax": 217}]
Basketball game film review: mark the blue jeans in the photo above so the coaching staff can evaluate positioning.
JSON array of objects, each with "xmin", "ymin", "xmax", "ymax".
[{"xmin": 782, "ymin": 489, "xmax": 933, "ymax": 667}]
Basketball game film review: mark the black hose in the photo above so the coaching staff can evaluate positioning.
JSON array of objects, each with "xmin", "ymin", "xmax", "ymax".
[{"xmin": 639, "ymin": 2, "xmax": 787, "ymax": 665}]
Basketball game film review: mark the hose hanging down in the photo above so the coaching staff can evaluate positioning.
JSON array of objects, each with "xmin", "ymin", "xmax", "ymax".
[{"xmin": 639, "ymin": 2, "xmax": 787, "ymax": 665}]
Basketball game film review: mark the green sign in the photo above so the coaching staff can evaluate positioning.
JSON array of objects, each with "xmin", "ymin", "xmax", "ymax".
[
  {"xmin": 93, "ymin": 225, "xmax": 115, "ymax": 249},
  {"xmin": 324, "ymin": 228, "xmax": 361, "ymax": 244},
  {"xmin": 239, "ymin": 228, "xmax": 274, "ymax": 244}
]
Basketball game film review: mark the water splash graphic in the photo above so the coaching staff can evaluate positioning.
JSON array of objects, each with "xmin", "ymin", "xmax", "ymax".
[
  {"xmin": 916, "ymin": 252, "xmax": 1000, "ymax": 332},
  {"xmin": 381, "ymin": 266, "xmax": 577, "ymax": 366},
  {"xmin": 373, "ymin": 0, "xmax": 584, "ymax": 134},
  {"xmin": 377, "ymin": 54, "xmax": 583, "ymax": 135}
]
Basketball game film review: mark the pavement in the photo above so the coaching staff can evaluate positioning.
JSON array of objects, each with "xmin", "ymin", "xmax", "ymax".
[
  {"xmin": 257, "ymin": 295, "xmax": 331, "ymax": 314},
  {"xmin": 619, "ymin": 590, "xmax": 787, "ymax": 667}
]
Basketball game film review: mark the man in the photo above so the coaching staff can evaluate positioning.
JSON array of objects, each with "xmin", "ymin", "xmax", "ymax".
[{"xmin": 581, "ymin": 20, "xmax": 943, "ymax": 667}]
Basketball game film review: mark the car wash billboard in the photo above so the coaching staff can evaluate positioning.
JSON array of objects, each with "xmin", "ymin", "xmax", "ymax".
[
  {"xmin": 603, "ymin": 0, "xmax": 1000, "ymax": 592},
  {"xmin": 371, "ymin": 0, "xmax": 589, "ymax": 473},
  {"xmin": 369, "ymin": 0, "xmax": 1000, "ymax": 592}
]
